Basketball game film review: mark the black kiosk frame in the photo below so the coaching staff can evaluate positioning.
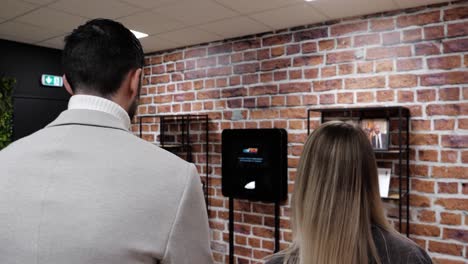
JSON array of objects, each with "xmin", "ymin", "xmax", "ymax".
[{"xmin": 222, "ymin": 129, "xmax": 288, "ymax": 264}]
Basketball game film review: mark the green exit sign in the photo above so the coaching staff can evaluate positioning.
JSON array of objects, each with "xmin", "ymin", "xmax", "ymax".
[{"xmin": 41, "ymin": 74, "xmax": 63, "ymax": 87}]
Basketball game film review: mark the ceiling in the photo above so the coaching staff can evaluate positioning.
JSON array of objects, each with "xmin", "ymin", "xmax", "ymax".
[{"xmin": 0, "ymin": 0, "xmax": 451, "ymax": 53}]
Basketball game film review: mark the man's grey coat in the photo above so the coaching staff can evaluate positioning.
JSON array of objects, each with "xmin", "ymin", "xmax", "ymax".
[{"xmin": 0, "ymin": 109, "xmax": 213, "ymax": 264}]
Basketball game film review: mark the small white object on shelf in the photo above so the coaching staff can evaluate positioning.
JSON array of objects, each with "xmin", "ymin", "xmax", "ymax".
[{"xmin": 378, "ymin": 168, "xmax": 392, "ymax": 198}]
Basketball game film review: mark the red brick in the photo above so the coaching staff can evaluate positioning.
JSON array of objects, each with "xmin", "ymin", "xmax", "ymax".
[
  {"xmin": 222, "ymin": 87, "xmax": 247, "ymax": 98},
  {"xmin": 371, "ymin": 18, "xmax": 395, "ymax": 32},
  {"xmin": 389, "ymin": 74, "xmax": 418, "ymax": 88},
  {"xmin": 444, "ymin": 38, "xmax": 468, "ymax": 53},
  {"xmin": 327, "ymin": 50, "xmax": 359, "ymax": 64},
  {"xmin": 249, "ymin": 85, "xmax": 277, "ymax": 96},
  {"xmin": 289, "ymin": 69, "xmax": 302, "ymax": 80},
  {"xmin": 257, "ymin": 48, "xmax": 270, "ymax": 60},
  {"xmin": 356, "ymin": 91, "xmax": 374, "ymax": 103},
  {"xmin": 149, "ymin": 56, "xmax": 162, "ymax": 64},
  {"xmin": 293, "ymin": 55, "xmax": 323, "ymax": 67},
  {"xmin": 270, "ymin": 46, "xmax": 284, "ymax": 57},
  {"xmin": 411, "ymin": 120, "xmax": 431, "ymax": 131},
  {"xmin": 234, "ymin": 63, "xmax": 260, "ymax": 74},
  {"xmin": 304, "ymin": 68, "xmax": 318, "ymax": 79},
  {"xmin": 354, "ymin": 33, "xmax": 380, "ymax": 47},
  {"xmin": 208, "ymin": 43, "xmax": 232, "ymax": 55},
  {"xmin": 233, "ymin": 39, "xmax": 261, "ymax": 51},
  {"xmin": 397, "ymin": 11, "xmax": 441, "ymax": 28},
  {"xmin": 375, "ymin": 60, "xmax": 393, "ymax": 72},
  {"xmin": 313, "ymin": 79, "xmax": 342, "ymax": 92},
  {"xmin": 338, "ymin": 63, "xmax": 354, "ymax": 75},
  {"xmin": 424, "ymin": 25, "xmax": 445, "ymax": 40},
  {"xmin": 207, "ymin": 66, "xmax": 231, "ymax": 77},
  {"xmin": 286, "ymin": 95, "xmax": 302, "ymax": 106},
  {"xmin": 410, "ymin": 164, "xmax": 429, "ymax": 177},
  {"xmin": 262, "ymin": 34, "xmax": 292, "ymax": 46},
  {"xmin": 435, "ymin": 198, "xmax": 468, "ymax": 211},
  {"xmin": 428, "ymin": 241, "xmax": 463, "ymax": 256},
  {"xmin": 184, "ymin": 69, "xmax": 206, "ymax": 80},
  {"xmin": 441, "ymin": 150, "xmax": 458, "ymax": 163},
  {"xmin": 444, "ymin": 228, "xmax": 468, "ymax": 243},
  {"xmin": 261, "ymin": 58, "xmax": 291, "ymax": 71},
  {"xmin": 304, "ymin": 94, "xmax": 318, "ymax": 105},
  {"xmin": 434, "ymin": 118, "xmax": 454, "ymax": 131},
  {"xmin": 410, "ymin": 223, "xmax": 440, "ymax": 237},
  {"xmin": 397, "ymin": 58, "xmax": 422, "ymax": 71},
  {"xmin": 336, "ymin": 37, "xmax": 352, "ymax": 49},
  {"xmin": 441, "ymin": 212, "xmax": 462, "ymax": 225},
  {"xmin": 377, "ymin": 90, "xmax": 394, "ymax": 102},
  {"xmin": 197, "ymin": 90, "xmax": 220, "ymax": 100},
  {"xmin": 439, "ymin": 88, "xmax": 460, "ymax": 101},
  {"xmin": 382, "ymin": 31, "xmax": 401, "ymax": 45},
  {"xmin": 421, "ymin": 72, "xmax": 468, "ymax": 86},
  {"xmin": 173, "ymin": 92, "xmax": 195, "ymax": 102},
  {"xmin": 415, "ymin": 42, "xmax": 441, "ymax": 56},
  {"xmin": 294, "ymin": 28, "xmax": 328, "ymax": 42},
  {"xmin": 367, "ymin": 46, "xmax": 412, "ymax": 60},
  {"xmin": 402, "ymin": 28, "xmax": 422, "ymax": 43},
  {"xmin": 345, "ymin": 76, "xmax": 385, "ymax": 89},
  {"xmin": 427, "ymin": 56, "xmax": 461, "ymax": 70},
  {"xmin": 331, "ymin": 21, "xmax": 368, "ymax": 36},
  {"xmin": 357, "ymin": 62, "xmax": 373, "ymax": 73},
  {"xmin": 442, "ymin": 135, "xmax": 468, "ymax": 148},
  {"xmin": 444, "ymin": 6, "xmax": 468, "ymax": 21},
  {"xmin": 184, "ymin": 47, "xmax": 206, "ymax": 58},
  {"xmin": 438, "ymin": 182, "xmax": 459, "ymax": 194},
  {"xmin": 287, "ymin": 44, "xmax": 300, "ymax": 55},
  {"xmin": 417, "ymin": 210, "xmax": 436, "ymax": 222},
  {"xmin": 417, "ymin": 89, "xmax": 436, "ymax": 102},
  {"xmin": 302, "ymin": 42, "xmax": 317, "ymax": 54},
  {"xmin": 163, "ymin": 51, "xmax": 183, "ymax": 62},
  {"xmin": 273, "ymin": 71, "xmax": 287, "ymax": 81},
  {"xmin": 337, "ymin": 92, "xmax": 354, "ymax": 104},
  {"xmin": 418, "ymin": 149, "xmax": 438, "ymax": 162},
  {"xmin": 398, "ymin": 90, "xmax": 414, "ymax": 102},
  {"xmin": 318, "ymin": 39, "xmax": 334, "ymax": 51},
  {"xmin": 251, "ymin": 109, "xmax": 280, "ymax": 120},
  {"xmin": 319, "ymin": 94, "xmax": 336, "ymax": 105},
  {"xmin": 279, "ymin": 82, "xmax": 311, "ymax": 94},
  {"xmin": 410, "ymin": 134, "xmax": 438, "ymax": 146},
  {"xmin": 428, "ymin": 103, "xmax": 466, "ymax": 116},
  {"xmin": 257, "ymin": 97, "xmax": 270, "ymax": 107},
  {"xmin": 321, "ymin": 66, "xmax": 336, "ymax": 78},
  {"xmin": 460, "ymin": 119, "xmax": 468, "ymax": 129}
]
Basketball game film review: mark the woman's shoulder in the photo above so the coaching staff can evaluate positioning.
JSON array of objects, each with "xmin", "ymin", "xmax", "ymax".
[
  {"xmin": 264, "ymin": 254, "xmax": 285, "ymax": 264},
  {"xmin": 372, "ymin": 225, "xmax": 433, "ymax": 264}
]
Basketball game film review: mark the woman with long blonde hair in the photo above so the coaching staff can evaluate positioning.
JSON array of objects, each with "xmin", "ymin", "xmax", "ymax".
[{"xmin": 267, "ymin": 121, "xmax": 432, "ymax": 264}]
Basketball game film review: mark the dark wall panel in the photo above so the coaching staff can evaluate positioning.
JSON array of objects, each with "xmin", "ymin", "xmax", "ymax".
[{"xmin": 0, "ymin": 39, "xmax": 70, "ymax": 140}]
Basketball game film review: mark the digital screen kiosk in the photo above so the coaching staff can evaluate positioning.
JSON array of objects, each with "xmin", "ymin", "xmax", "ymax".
[{"xmin": 222, "ymin": 129, "xmax": 287, "ymax": 203}]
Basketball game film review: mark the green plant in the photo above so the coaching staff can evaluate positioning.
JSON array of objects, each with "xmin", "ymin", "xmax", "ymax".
[{"xmin": 0, "ymin": 76, "xmax": 15, "ymax": 150}]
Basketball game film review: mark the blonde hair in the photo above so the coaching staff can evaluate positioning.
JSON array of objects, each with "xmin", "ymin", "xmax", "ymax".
[{"xmin": 282, "ymin": 121, "xmax": 393, "ymax": 264}]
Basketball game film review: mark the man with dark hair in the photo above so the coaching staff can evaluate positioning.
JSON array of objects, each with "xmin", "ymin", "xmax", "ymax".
[{"xmin": 0, "ymin": 19, "xmax": 213, "ymax": 264}]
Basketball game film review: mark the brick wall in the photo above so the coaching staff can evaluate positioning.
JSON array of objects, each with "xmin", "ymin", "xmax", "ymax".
[{"xmin": 134, "ymin": 1, "xmax": 468, "ymax": 263}]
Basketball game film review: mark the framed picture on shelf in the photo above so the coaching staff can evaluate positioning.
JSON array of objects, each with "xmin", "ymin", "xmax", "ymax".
[{"xmin": 360, "ymin": 118, "xmax": 389, "ymax": 150}]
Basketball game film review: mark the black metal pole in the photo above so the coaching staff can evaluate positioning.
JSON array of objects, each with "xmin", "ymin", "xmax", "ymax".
[
  {"xmin": 274, "ymin": 201, "xmax": 280, "ymax": 253},
  {"xmin": 229, "ymin": 197, "xmax": 234, "ymax": 264},
  {"xmin": 398, "ymin": 108, "xmax": 403, "ymax": 234},
  {"xmin": 205, "ymin": 116, "xmax": 209, "ymax": 212},
  {"xmin": 139, "ymin": 116, "xmax": 142, "ymax": 139},
  {"xmin": 406, "ymin": 110, "xmax": 410, "ymax": 237}
]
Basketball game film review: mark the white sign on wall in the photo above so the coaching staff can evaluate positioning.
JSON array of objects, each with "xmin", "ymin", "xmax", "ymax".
[{"xmin": 41, "ymin": 74, "xmax": 63, "ymax": 87}]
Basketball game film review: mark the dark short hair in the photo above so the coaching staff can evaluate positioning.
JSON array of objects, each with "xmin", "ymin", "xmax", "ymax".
[{"xmin": 62, "ymin": 19, "xmax": 144, "ymax": 96}]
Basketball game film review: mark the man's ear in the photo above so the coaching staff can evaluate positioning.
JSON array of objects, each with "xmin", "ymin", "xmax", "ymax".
[
  {"xmin": 129, "ymin": 68, "xmax": 142, "ymax": 99},
  {"xmin": 63, "ymin": 75, "xmax": 74, "ymax": 95}
]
